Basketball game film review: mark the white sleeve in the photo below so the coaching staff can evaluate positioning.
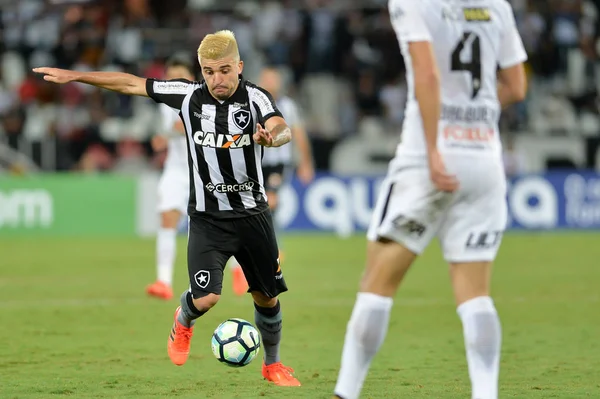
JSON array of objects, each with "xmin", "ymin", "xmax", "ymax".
[
  {"xmin": 388, "ymin": 0, "xmax": 431, "ymax": 43},
  {"xmin": 498, "ymin": 4, "xmax": 528, "ymax": 69},
  {"xmin": 158, "ymin": 103, "xmax": 179, "ymax": 132}
]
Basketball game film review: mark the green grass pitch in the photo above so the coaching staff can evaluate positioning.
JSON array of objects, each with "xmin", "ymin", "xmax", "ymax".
[{"xmin": 1, "ymin": 233, "xmax": 599, "ymax": 398}]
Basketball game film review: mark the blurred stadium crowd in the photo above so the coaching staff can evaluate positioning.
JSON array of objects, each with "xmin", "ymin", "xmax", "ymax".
[{"xmin": 0, "ymin": 0, "xmax": 598, "ymax": 174}]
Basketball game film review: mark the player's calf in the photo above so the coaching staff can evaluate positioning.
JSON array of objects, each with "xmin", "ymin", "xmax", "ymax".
[
  {"xmin": 451, "ymin": 261, "xmax": 500, "ymax": 399},
  {"xmin": 251, "ymin": 292, "xmax": 300, "ymax": 387}
]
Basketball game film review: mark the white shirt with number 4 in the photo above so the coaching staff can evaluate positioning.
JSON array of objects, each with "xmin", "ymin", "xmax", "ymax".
[{"xmin": 388, "ymin": 0, "xmax": 527, "ymax": 167}]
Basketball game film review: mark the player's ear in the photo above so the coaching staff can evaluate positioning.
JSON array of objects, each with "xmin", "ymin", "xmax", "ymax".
[{"xmin": 237, "ymin": 60, "xmax": 244, "ymax": 75}]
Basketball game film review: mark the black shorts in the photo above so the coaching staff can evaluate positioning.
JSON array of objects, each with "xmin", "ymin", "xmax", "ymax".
[
  {"xmin": 262, "ymin": 164, "xmax": 288, "ymax": 193},
  {"xmin": 187, "ymin": 210, "xmax": 287, "ymax": 298}
]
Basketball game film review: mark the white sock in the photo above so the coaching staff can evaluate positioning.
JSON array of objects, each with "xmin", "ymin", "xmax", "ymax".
[
  {"xmin": 156, "ymin": 228, "xmax": 177, "ymax": 286},
  {"xmin": 457, "ymin": 296, "xmax": 502, "ymax": 399},
  {"xmin": 334, "ymin": 293, "xmax": 393, "ymax": 399}
]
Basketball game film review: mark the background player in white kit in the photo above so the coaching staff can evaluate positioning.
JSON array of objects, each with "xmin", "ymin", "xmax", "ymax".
[
  {"xmin": 146, "ymin": 54, "xmax": 196, "ymax": 300},
  {"xmin": 229, "ymin": 66, "xmax": 315, "ymax": 296},
  {"xmin": 333, "ymin": 1, "xmax": 527, "ymax": 399}
]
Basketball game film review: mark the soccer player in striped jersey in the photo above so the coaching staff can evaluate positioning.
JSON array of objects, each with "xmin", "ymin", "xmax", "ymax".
[{"xmin": 34, "ymin": 30, "xmax": 301, "ymax": 387}]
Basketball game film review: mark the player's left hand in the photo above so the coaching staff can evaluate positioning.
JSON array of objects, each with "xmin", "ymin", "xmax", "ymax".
[
  {"xmin": 297, "ymin": 162, "xmax": 315, "ymax": 185},
  {"xmin": 253, "ymin": 123, "xmax": 273, "ymax": 147}
]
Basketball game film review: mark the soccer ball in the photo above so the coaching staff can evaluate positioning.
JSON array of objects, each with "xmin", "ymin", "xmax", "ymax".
[{"xmin": 211, "ymin": 318, "xmax": 261, "ymax": 367}]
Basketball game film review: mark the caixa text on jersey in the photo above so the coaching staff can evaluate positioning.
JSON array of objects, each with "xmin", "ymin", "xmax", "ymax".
[{"xmin": 193, "ymin": 131, "xmax": 252, "ymax": 149}]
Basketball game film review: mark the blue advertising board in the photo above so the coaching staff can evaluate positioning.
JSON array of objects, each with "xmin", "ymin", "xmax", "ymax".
[{"xmin": 275, "ymin": 171, "xmax": 600, "ymax": 233}]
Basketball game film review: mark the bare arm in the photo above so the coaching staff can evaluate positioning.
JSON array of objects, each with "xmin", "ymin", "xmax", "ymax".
[
  {"xmin": 291, "ymin": 124, "xmax": 315, "ymax": 183},
  {"xmin": 33, "ymin": 68, "xmax": 148, "ymax": 97},
  {"xmin": 409, "ymin": 41, "xmax": 441, "ymax": 152},
  {"xmin": 291, "ymin": 125, "xmax": 312, "ymax": 167},
  {"xmin": 497, "ymin": 63, "xmax": 527, "ymax": 109}
]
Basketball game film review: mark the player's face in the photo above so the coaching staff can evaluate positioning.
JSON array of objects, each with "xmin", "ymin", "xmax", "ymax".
[
  {"xmin": 166, "ymin": 65, "xmax": 194, "ymax": 81},
  {"xmin": 258, "ymin": 69, "xmax": 281, "ymax": 99},
  {"xmin": 201, "ymin": 56, "xmax": 243, "ymax": 100}
]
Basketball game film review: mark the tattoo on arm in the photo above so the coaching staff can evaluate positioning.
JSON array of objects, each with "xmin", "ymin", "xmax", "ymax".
[{"xmin": 269, "ymin": 124, "xmax": 292, "ymax": 148}]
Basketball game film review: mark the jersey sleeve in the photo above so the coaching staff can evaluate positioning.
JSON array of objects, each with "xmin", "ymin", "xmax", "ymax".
[
  {"xmin": 249, "ymin": 86, "xmax": 283, "ymax": 125},
  {"xmin": 498, "ymin": 4, "xmax": 528, "ymax": 69},
  {"xmin": 146, "ymin": 78, "xmax": 194, "ymax": 110},
  {"xmin": 388, "ymin": 0, "xmax": 431, "ymax": 43}
]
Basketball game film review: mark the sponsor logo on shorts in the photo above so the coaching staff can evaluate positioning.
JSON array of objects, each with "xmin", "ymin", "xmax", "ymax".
[
  {"xmin": 465, "ymin": 231, "xmax": 502, "ymax": 249},
  {"xmin": 392, "ymin": 215, "xmax": 426, "ymax": 237},
  {"xmin": 194, "ymin": 270, "xmax": 210, "ymax": 289},
  {"xmin": 205, "ymin": 181, "xmax": 255, "ymax": 194}
]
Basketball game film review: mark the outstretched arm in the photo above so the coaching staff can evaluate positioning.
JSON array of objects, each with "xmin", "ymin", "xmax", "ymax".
[{"xmin": 33, "ymin": 68, "xmax": 148, "ymax": 97}]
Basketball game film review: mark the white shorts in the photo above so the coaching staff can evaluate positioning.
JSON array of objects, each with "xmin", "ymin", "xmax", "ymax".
[
  {"xmin": 367, "ymin": 162, "xmax": 507, "ymax": 263},
  {"xmin": 157, "ymin": 166, "xmax": 189, "ymax": 214}
]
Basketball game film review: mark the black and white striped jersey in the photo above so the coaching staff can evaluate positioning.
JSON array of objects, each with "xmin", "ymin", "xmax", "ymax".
[{"xmin": 146, "ymin": 76, "xmax": 283, "ymax": 219}]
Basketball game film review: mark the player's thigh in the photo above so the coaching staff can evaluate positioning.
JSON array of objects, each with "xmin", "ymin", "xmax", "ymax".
[
  {"xmin": 439, "ymin": 190, "xmax": 507, "ymax": 304},
  {"xmin": 187, "ymin": 217, "xmax": 237, "ymax": 298},
  {"xmin": 438, "ymin": 189, "xmax": 507, "ymax": 264},
  {"xmin": 361, "ymin": 238, "xmax": 418, "ymax": 297},
  {"xmin": 157, "ymin": 168, "xmax": 189, "ymax": 215},
  {"xmin": 367, "ymin": 170, "xmax": 453, "ymax": 255},
  {"xmin": 234, "ymin": 211, "xmax": 287, "ymax": 298}
]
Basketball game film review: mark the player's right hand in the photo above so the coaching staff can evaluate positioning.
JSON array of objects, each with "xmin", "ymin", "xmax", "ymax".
[
  {"xmin": 32, "ymin": 67, "xmax": 78, "ymax": 84},
  {"xmin": 428, "ymin": 149, "xmax": 459, "ymax": 193},
  {"xmin": 253, "ymin": 123, "xmax": 273, "ymax": 147}
]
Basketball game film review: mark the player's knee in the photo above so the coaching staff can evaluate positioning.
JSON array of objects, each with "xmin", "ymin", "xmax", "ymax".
[
  {"xmin": 251, "ymin": 291, "xmax": 277, "ymax": 308},
  {"xmin": 192, "ymin": 293, "xmax": 220, "ymax": 312}
]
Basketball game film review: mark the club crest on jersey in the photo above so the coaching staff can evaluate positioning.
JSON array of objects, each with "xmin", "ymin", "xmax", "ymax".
[
  {"xmin": 232, "ymin": 109, "xmax": 251, "ymax": 130},
  {"xmin": 193, "ymin": 130, "xmax": 251, "ymax": 149}
]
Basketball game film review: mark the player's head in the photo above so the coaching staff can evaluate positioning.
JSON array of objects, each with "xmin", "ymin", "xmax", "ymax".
[
  {"xmin": 258, "ymin": 66, "xmax": 282, "ymax": 99},
  {"xmin": 197, "ymin": 30, "xmax": 243, "ymax": 101},
  {"xmin": 165, "ymin": 52, "xmax": 195, "ymax": 81}
]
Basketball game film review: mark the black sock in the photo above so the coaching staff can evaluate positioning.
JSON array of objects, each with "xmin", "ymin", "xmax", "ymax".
[
  {"xmin": 177, "ymin": 291, "xmax": 206, "ymax": 328},
  {"xmin": 254, "ymin": 300, "xmax": 282, "ymax": 365}
]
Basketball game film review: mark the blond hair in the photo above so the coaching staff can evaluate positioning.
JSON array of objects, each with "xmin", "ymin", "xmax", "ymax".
[{"xmin": 197, "ymin": 30, "xmax": 240, "ymax": 63}]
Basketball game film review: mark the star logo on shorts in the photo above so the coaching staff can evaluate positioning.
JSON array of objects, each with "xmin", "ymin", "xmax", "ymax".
[
  {"xmin": 232, "ymin": 109, "xmax": 251, "ymax": 130},
  {"xmin": 194, "ymin": 270, "xmax": 210, "ymax": 289}
]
